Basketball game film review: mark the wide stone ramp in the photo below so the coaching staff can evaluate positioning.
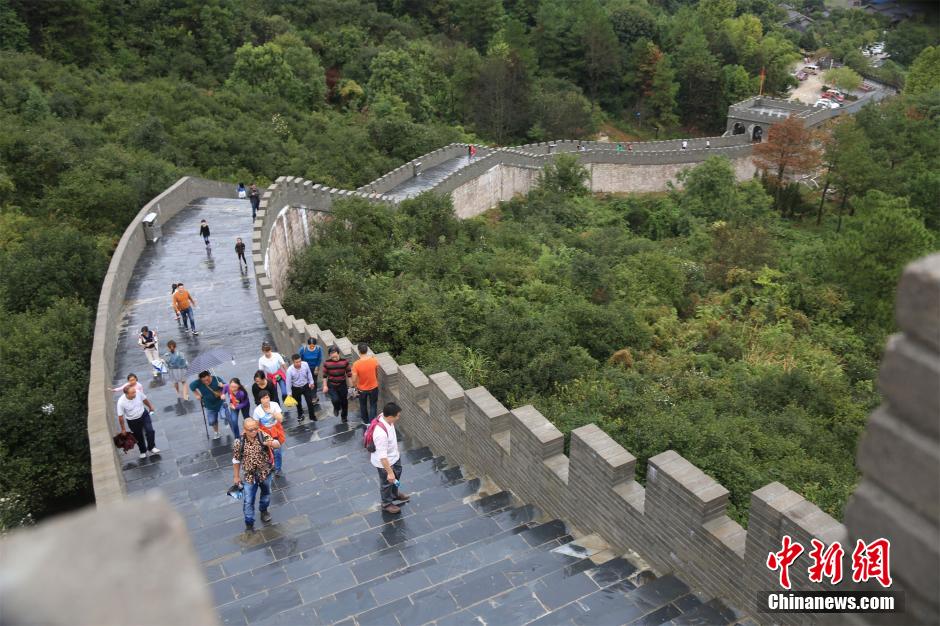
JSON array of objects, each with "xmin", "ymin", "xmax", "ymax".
[
  {"xmin": 115, "ymin": 197, "xmax": 745, "ymax": 625},
  {"xmin": 384, "ymin": 155, "xmax": 474, "ymax": 201}
]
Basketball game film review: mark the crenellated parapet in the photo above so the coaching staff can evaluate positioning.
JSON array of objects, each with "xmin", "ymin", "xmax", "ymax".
[{"xmin": 252, "ymin": 141, "xmax": 940, "ymax": 621}]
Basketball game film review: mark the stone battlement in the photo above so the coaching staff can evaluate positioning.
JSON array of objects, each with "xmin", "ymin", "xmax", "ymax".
[{"xmin": 248, "ymin": 145, "xmax": 940, "ymax": 621}]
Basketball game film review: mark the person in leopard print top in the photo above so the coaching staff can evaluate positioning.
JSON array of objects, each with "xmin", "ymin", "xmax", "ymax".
[{"xmin": 232, "ymin": 418, "xmax": 281, "ymax": 531}]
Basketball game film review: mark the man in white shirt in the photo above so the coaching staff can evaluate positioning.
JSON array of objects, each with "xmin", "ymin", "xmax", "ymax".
[
  {"xmin": 370, "ymin": 402, "xmax": 409, "ymax": 514},
  {"xmin": 116, "ymin": 384, "xmax": 160, "ymax": 459}
]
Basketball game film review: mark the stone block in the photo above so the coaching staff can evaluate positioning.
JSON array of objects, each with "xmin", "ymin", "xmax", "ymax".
[
  {"xmin": 857, "ymin": 406, "xmax": 940, "ymax": 523},
  {"xmin": 569, "ymin": 424, "xmax": 636, "ymax": 487},
  {"xmin": 428, "ymin": 372, "xmax": 465, "ymax": 426},
  {"xmin": 0, "ymin": 493, "xmax": 218, "ymax": 626},
  {"xmin": 844, "ymin": 480, "xmax": 940, "ymax": 604},
  {"xmin": 877, "ymin": 334, "xmax": 940, "ymax": 439},
  {"xmin": 335, "ymin": 336, "xmax": 355, "ymax": 359},
  {"xmin": 464, "ymin": 387, "xmax": 510, "ymax": 436},
  {"xmin": 894, "ymin": 254, "xmax": 939, "ymax": 351},
  {"xmin": 510, "ymin": 405, "xmax": 563, "ymax": 459}
]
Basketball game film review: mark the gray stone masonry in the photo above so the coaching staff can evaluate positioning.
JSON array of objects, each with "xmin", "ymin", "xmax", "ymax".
[
  {"xmin": 844, "ymin": 253, "xmax": 940, "ymax": 625},
  {"xmin": 249, "ymin": 165, "xmax": 939, "ymax": 622},
  {"xmin": 0, "ymin": 492, "xmax": 218, "ymax": 626}
]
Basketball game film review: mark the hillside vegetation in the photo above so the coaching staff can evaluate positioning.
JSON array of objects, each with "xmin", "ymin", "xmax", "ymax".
[
  {"xmin": 0, "ymin": 0, "xmax": 936, "ymax": 529},
  {"xmin": 286, "ymin": 143, "xmax": 937, "ymax": 523}
]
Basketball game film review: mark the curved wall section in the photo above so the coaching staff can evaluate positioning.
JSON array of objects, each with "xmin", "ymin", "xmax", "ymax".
[
  {"xmin": 88, "ymin": 177, "xmax": 236, "ymax": 506},
  {"xmin": 254, "ymin": 143, "xmax": 925, "ymax": 622}
]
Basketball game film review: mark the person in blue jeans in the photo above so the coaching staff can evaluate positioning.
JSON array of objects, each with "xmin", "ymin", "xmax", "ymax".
[
  {"xmin": 232, "ymin": 418, "xmax": 280, "ymax": 532},
  {"xmin": 190, "ymin": 370, "xmax": 226, "ymax": 440}
]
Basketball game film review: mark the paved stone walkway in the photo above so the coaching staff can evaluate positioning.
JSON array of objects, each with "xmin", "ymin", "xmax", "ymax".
[
  {"xmin": 115, "ymin": 197, "xmax": 746, "ymax": 625},
  {"xmin": 384, "ymin": 156, "xmax": 473, "ymax": 201}
]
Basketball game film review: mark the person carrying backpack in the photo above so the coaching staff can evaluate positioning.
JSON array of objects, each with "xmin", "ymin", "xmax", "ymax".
[
  {"xmin": 232, "ymin": 418, "xmax": 280, "ymax": 532},
  {"xmin": 365, "ymin": 402, "xmax": 409, "ymax": 514}
]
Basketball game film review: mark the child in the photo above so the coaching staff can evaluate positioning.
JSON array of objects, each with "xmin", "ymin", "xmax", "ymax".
[
  {"xmin": 235, "ymin": 237, "xmax": 248, "ymax": 270},
  {"xmin": 199, "ymin": 220, "xmax": 210, "ymax": 247},
  {"xmin": 138, "ymin": 326, "xmax": 160, "ymax": 377}
]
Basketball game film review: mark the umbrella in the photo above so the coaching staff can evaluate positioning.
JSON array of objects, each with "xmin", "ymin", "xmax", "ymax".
[{"xmin": 185, "ymin": 348, "xmax": 237, "ymax": 377}]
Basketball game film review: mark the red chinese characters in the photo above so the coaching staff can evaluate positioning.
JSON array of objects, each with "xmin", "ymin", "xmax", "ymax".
[
  {"xmin": 851, "ymin": 538, "xmax": 893, "ymax": 588},
  {"xmin": 767, "ymin": 536, "xmax": 893, "ymax": 589},
  {"xmin": 807, "ymin": 539, "xmax": 845, "ymax": 584},
  {"xmin": 767, "ymin": 535, "xmax": 805, "ymax": 589}
]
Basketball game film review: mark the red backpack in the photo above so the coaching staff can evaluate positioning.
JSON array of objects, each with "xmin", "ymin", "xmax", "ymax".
[{"xmin": 363, "ymin": 415, "xmax": 388, "ymax": 453}]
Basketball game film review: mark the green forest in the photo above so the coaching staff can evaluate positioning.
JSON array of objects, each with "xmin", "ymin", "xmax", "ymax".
[{"xmin": 0, "ymin": 0, "xmax": 937, "ymax": 529}]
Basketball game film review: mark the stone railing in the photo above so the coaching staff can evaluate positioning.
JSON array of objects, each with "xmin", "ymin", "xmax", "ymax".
[
  {"xmin": 252, "ymin": 133, "xmax": 938, "ymax": 623},
  {"xmin": 88, "ymin": 176, "xmax": 236, "ymax": 506}
]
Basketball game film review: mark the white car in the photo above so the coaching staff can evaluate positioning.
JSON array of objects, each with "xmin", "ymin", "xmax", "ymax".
[{"xmin": 814, "ymin": 99, "xmax": 840, "ymax": 109}]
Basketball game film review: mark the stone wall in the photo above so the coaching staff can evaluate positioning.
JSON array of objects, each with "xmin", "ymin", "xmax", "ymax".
[
  {"xmin": 0, "ymin": 492, "xmax": 218, "ymax": 626},
  {"xmin": 88, "ymin": 176, "xmax": 237, "ymax": 506},
  {"xmin": 843, "ymin": 254, "xmax": 940, "ymax": 625},
  {"xmin": 356, "ymin": 143, "xmax": 491, "ymax": 195},
  {"xmin": 253, "ymin": 135, "xmax": 938, "ymax": 623}
]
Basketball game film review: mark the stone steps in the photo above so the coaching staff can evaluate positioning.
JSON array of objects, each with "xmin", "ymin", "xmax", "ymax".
[
  {"xmin": 131, "ymin": 404, "xmax": 746, "ymax": 626},
  {"xmin": 204, "ymin": 427, "xmax": 743, "ymax": 626}
]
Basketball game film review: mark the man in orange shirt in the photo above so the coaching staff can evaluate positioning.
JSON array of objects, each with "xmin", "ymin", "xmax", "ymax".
[
  {"xmin": 172, "ymin": 282, "xmax": 199, "ymax": 335},
  {"xmin": 351, "ymin": 343, "xmax": 380, "ymax": 423}
]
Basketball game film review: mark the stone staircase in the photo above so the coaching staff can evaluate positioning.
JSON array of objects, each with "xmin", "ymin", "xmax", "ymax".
[
  {"xmin": 205, "ymin": 419, "xmax": 750, "ymax": 626},
  {"xmin": 383, "ymin": 155, "xmax": 474, "ymax": 201}
]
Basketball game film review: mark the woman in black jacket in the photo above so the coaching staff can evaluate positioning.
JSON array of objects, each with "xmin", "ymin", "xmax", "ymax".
[{"xmin": 251, "ymin": 369, "xmax": 280, "ymax": 406}]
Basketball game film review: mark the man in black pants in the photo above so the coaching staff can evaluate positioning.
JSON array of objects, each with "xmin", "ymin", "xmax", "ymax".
[
  {"xmin": 321, "ymin": 346, "xmax": 351, "ymax": 421},
  {"xmin": 116, "ymin": 384, "xmax": 160, "ymax": 460},
  {"xmin": 286, "ymin": 354, "xmax": 317, "ymax": 422}
]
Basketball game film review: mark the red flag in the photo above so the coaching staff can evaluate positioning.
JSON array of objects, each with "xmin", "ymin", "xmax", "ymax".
[{"xmin": 759, "ymin": 66, "xmax": 766, "ymax": 96}]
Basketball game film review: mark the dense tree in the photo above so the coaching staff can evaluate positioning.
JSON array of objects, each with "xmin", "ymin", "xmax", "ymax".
[
  {"xmin": 826, "ymin": 192, "xmax": 933, "ymax": 334},
  {"xmin": 575, "ymin": 0, "xmax": 621, "ymax": 109},
  {"xmin": 824, "ymin": 66, "xmax": 862, "ymax": 92},
  {"xmin": 451, "ymin": 0, "xmax": 505, "ymax": 51},
  {"xmin": 827, "ymin": 119, "xmax": 877, "ymax": 230},
  {"xmin": 226, "ymin": 36, "xmax": 326, "ymax": 109},
  {"xmin": 608, "ymin": 0, "xmax": 658, "ymax": 49},
  {"xmin": 905, "ymin": 46, "xmax": 940, "ymax": 96},
  {"xmin": 470, "ymin": 45, "xmax": 531, "ymax": 143},
  {"xmin": 752, "ymin": 116, "xmax": 821, "ymax": 213},
  {"xmin": 675, "ymin": 27, "xmax": 723, "ymax": 127},
  {"xmin": 884, "ymin": 19, "xmax": 940, "ymax": 66},
  {"xmin": 631, "ymin": 41, "xmax": 680, "ymax": 128},
  {"xmin": 529, "ymin": 77, "xmax": 595, "ymax": 140}
]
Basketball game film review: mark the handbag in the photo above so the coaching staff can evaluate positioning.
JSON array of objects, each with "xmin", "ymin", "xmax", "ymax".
[
  {"xmin": 113, "ymin": 431, "xmax": 138, "ymax": 454},
  {"xmin": 283, "ymin": 395, "xmax": 298, "ymax": 408}
]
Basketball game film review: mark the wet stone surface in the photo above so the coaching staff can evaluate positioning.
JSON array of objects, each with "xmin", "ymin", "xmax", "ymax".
[
  {"xmin": 114, "ymin": 197, "xmax": 741, "ymax": 625},
  {"xmin": 384, "ymin": 156, "xmax": 474, "ymax": 201}
]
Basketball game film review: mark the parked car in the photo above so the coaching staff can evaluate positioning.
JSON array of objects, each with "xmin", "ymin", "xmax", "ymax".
[
  {"xmin": 823, "ymin": 90, "xmax": 845, "ymax": 102},
  {"xmin": 814, "ymin": 99, "xmax": 840, "ymax": 109}
]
